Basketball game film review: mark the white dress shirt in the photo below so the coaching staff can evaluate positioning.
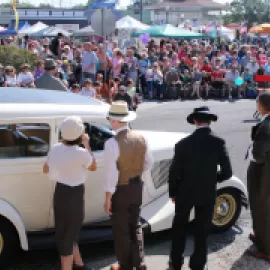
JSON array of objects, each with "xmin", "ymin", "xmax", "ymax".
[
  {"xmin": 247, "ymin": 114, "xmax": 270, "ymax": 162},
  {"xmin": 104, "ymin": 126, "xmax": 154, "ymax": 194}
]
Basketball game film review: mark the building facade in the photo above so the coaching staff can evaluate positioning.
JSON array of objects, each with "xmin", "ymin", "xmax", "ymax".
[{"xmin": 146, "ymin": 0, "xmax": 228, "ymax": 25}]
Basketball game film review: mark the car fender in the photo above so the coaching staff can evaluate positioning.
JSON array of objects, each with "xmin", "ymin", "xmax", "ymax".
[
  {"xmin": 217, "ymin": 175, "xmax": 248, "ymax": 205},
  {"xmin": 141, "ymin": 176, "xmax": 248, "ymax": 233},
  {"xmin": 141, "ymin": 193, "xmax": 175, "ymax": 233},
  {"xmin": 0, "ymin": 199, "xmax": 28, "ymax": 251}
]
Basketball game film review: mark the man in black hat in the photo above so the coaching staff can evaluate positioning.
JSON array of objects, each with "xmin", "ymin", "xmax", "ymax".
[
  {"xmin": 169, "ymin": 106, "xmax": 232, "ymax": 270},
  {"xmin": 35, "ymin": 58, "xmax": 67, "ymax": 91}
]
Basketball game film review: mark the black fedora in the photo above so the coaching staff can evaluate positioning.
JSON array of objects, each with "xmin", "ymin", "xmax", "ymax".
[{"xmin": 187, "ymin": 106, "xmax": 218, "ymax": 125}]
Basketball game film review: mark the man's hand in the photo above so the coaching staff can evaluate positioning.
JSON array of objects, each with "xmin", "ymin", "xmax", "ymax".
[{"xmin": 104, "ymin": 200, "xmax": 112, "ymax": 215}]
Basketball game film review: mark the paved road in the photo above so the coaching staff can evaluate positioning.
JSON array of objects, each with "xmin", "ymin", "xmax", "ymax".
[{"xmin": 8, "ymin": 99, "xmax": 270, "ymax": 270}]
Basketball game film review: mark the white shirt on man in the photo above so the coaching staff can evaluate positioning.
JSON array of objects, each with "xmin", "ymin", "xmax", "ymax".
[
  {"xmin": 104, "ymin": 126, "xmax": 154, "ymax": 194},
  {"xmin": 46, "ymin": 143, "xmax": 93, "ymax": 187}
]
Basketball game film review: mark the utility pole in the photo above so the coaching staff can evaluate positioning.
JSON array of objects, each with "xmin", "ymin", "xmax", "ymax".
[{"xmin": 140, "ymin": 0, "xmax": 143, "ymax": 22}]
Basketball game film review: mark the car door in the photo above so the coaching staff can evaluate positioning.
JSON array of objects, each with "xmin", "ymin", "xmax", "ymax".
[{"xmin": 0, "ymin": 119, "xmax": 55, "ymax": 231}]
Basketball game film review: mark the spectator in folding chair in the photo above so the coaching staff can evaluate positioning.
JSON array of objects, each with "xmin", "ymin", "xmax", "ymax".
[
  {"xmin": 191, "ymin": 66, "xmax": 202, "ymax": 99},
  {"xmin": 210, "ymin": 66, "xmax": 225, "ymax": 98},
  {"xmin": 225, "ymin": 66, "xmax": 240, "ymax": 99},
  {"xmin": 241, "ymin": 67, "xmax": 254, "ymax": 98},
  {"xmin": 165, "ymin": 63, "xmax": 181, "ymax": 100},
  {"xmin": 179, "ymin": 69, "xmax": 192, "ymax": 98}
]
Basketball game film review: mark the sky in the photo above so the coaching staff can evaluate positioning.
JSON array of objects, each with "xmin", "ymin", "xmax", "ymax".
[{"xmin": 2, "ymin": 0, "xmax": 231, "ymax": 9}]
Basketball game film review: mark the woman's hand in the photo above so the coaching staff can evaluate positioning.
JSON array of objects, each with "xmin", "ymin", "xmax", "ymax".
[{"xmin": 82, "ymin": 133, "xmax": 90, "ymax": 149}]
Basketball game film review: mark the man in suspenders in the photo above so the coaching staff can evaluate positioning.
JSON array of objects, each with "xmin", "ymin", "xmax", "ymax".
[{"xmin": 104, "ymin": 101, "xmax": 154, "ymax": 270}]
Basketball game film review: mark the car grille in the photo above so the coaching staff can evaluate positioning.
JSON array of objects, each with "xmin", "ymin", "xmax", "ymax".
[{"xmin": 151, "ymin": 159, "xmax": 172, "ymax": 189}]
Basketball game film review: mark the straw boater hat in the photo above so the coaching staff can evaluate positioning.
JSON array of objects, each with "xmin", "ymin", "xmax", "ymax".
[
  {"xmin": 107, "ymin": 101, "xmax": 136, "ymax": 122},
  {"xmin": 60, "ymin": 116, "xmax": 84, "ymax": 141},
  {"xmin": 187, "ymin": 106, "xmax": 218, "ymax": 125}
]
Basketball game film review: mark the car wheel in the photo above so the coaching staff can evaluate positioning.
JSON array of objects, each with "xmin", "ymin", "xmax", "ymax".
[
  {"xmin": 211, "ymin": 188, "xmax": 242, "ymax": 233},
  {"xmin": 0, "ymin": 217, "xmax": 19, "ymax": 267}
]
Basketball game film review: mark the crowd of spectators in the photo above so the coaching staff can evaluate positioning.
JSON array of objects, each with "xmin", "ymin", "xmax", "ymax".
[{"xmin": 1, "ymin": 32, "xmax": 270, "ymax": 104}]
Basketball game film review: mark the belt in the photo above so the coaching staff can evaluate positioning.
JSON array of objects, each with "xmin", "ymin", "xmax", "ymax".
[{"xmin": 117, "ymin": 176, "xmax": 141, "ymax": 186}]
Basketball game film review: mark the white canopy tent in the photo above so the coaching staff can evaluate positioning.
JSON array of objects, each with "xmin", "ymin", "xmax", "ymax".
[
  {"xmin": 219, "ymin": 26, "xmax": 235, "ymax": 41},
  {"xmin": 41, "ymin": 26, "xmax": 72, "ymax": 37},
  {"xmin": 19, "ymin": 21, "xmax": 48, "ymax": 36},
  {"xmin": 73, "ymin": 25, "xmax": 95, "ymax": 37},
  {"xmin": 116, "ymin": 16, "xmax": 149, "ymax": 30}
]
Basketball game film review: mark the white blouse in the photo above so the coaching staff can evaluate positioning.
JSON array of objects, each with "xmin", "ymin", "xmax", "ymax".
[{"xmin": 47, "ymin": 143, "xmax": 93, "ymax": 187}]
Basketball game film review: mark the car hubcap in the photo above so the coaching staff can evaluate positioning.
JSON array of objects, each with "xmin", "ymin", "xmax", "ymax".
[
  {"xmin": 212, "ymin": 194, "xmax": 236, "ymax": 227},
  {"xmin": 0, "ymin": 233, "xmax": 4, "ymax": 255}
]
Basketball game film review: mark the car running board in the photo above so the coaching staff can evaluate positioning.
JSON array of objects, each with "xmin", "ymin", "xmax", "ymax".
[{"xmin": 27, "ymin": 218, "xmax": 150, "ymax": 250}]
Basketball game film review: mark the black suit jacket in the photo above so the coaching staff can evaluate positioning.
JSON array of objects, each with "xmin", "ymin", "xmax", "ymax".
[
  {"xmin": 169, "ymin": 127, "xmax": 233, "ymax": 205},
  {"xmin": 252, "ymin": 115, "xmax": 270, "ymax": 164}
]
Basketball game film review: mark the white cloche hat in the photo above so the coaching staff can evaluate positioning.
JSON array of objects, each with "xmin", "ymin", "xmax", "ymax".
[{"xmin": 60, "ymin": 116, "xmax": 84, "ymax": 141}]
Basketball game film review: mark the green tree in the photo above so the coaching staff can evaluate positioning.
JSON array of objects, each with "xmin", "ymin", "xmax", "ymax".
[
  {"xmin": 223, "ymin": 0, "xmax": 269, "ymax": 28},
  {"xmin": 38, "ymin": 4, "xmax": 54, "ymax": 8}
]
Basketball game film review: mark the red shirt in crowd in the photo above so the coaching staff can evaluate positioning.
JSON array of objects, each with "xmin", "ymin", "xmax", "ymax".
[
  {"xmin": 211, "ymin": 70, "xmax": 224, "ymax": 80},
  {"xmin": 201, "ymin": 64, "xmax": 212, "ymax": 74}
]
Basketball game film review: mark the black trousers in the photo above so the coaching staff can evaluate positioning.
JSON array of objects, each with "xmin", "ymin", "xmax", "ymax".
[
  {"xmin": 171, "ymin": 202, "xmax": 214, "ymax": 270},
  {"xmin": 111, "ymin": 178, "xmax": 145, "ymax": 270},
  {"xmin": 54, "ymin": 183, "xmax": 85, "ymax": 256}
]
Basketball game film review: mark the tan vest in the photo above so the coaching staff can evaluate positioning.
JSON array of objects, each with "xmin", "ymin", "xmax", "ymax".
[{"xmin": 115, "ymin": 129, "xmax": 147, "ymax": 185}]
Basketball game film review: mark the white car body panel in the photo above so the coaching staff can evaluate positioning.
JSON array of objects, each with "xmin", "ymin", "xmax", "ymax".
[
  {"xmin": 0, "ymin": 88, "xmax": 248, "ymax": 251},
  {"xmin": 0, "ymin": 199, "xmax": 28, "ymax": 250}
]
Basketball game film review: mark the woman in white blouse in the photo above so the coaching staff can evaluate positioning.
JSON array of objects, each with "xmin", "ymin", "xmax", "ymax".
[{"xmin": 43, "ymin": 116, "xmax": 97, "ymax": 270}]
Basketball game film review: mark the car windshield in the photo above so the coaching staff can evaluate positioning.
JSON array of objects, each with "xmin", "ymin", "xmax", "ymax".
[{"xmin": 0, "ymin": 87, "xmax": 102, "ymax": 105}]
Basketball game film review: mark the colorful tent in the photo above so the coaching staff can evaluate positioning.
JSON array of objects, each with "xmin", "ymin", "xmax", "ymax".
[
  {"xmin": 133, "ymin": 24, "xmax": 204, "ymax": 39},
  {"xmin": 0, "ymin": 21, "xmax": 30, "ymax": 36}
]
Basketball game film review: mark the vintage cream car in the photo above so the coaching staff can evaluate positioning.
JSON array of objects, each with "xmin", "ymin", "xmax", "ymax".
[{"xmin": 0, "ymin": 88, "xmax": 248, "ymax": 265}]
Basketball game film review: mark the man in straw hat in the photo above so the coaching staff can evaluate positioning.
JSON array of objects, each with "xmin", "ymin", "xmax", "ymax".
[
  {"xmin": 35, "ymin": 58, "xmax": 67, "ymax": 91},
  {"xmin": 104, "ymin": 101, "xmax": 154, "ymax": 270},
  {"xmin": 169, "ymin": 106, "xmax": 232, "ymax": 270}
]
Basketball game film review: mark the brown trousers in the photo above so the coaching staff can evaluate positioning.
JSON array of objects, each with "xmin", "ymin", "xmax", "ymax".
[{"xmin": 111, "ymin": 178, "xmax": 145, "ymax": 270}]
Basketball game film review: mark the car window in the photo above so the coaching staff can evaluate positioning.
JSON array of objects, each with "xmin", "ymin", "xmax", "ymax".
[
  {"xmin": 0, "ymin": 123, "xmax": 50, "ymax": 159},
  {"xmin": 84, "ymin": 123, "xmax": 114, "ymax": 152}
]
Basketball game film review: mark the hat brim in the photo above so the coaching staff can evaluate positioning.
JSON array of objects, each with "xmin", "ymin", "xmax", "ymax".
[
  {"xmin": 187, "ymin": 112, "xmax": 218, "ymax": 125},
  {"xmin": 107, "ymin": 111, "xmax": 137, "ymax": 122}
]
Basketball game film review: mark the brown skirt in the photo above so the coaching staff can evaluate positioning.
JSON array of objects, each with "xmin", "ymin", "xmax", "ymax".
[{"xmin": 53, "ymin": 182, "xmax": 85, "ymax": 256}]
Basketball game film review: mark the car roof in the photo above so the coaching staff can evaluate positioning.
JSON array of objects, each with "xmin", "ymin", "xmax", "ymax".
[{"xmin": 0, "ymin": 87, "xmax": 110, "ymax": 121}]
